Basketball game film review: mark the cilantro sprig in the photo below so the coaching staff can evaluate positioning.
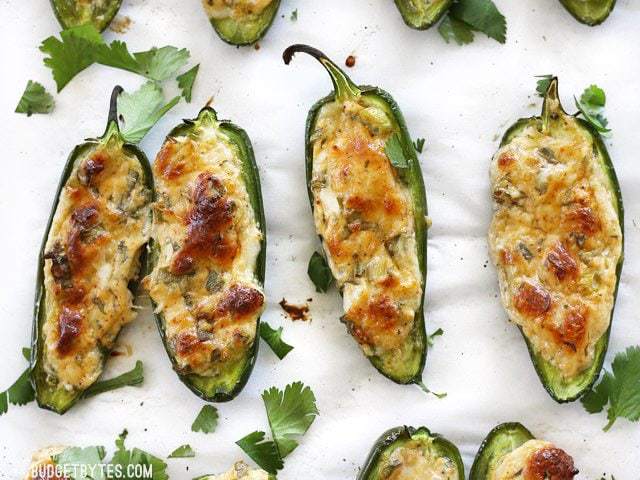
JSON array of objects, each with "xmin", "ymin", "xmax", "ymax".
[
  {"xmin": 117, "ymin": 82, "xmax": 180, "ymax": 144},
  {"xmin": 307, "ymin": 251, "xmax": 333, "ymax": 293},
  {"xmin": 384, "ymin": 133, "xmax": 409, "ymax": 169},
  {"xmin": 83, "ymin": 361, "xmax": 144, "ymax": 398},
  {"xmin": 168, "ymin": 444, "xmax": 195, "ymax": 459},
  {"xmin": 236, "ymin": 382, "xmax": 318, "ymax": 474},
  {"xmin": 581, "ymin": 346, "xmax": 640, "ymax": 431},
  {"xmin": 15, "ymin": 81, "xmax": 55, "ymax": 116},
  {"xmin": 0, "ymin": 348, "xmax": 34, "ymax": 416},
  {"xmin": 260, "ymin": 322, "xmax": 294, "ymax": 360},
  {"xmin": 575, "ymin": 84, "xmax": 610, "ymax": 133},
  {"xmin": 40, "ymin": 25, "xmax": 191, "ymax": 92},
  {"xmin": 439, "ymin": 0, "xmax": 507, "ymax": 45},
  {"xmin": 192, "ymin": 404, "xmax": 219, "ymax": 434},
  {"xmin": 52, "ymin": 430, "xmax": 168, "ymax": 480}
]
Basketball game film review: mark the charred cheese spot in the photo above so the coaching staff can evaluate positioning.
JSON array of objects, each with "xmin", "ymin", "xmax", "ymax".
[
  {"xmin": 202, "ymin": 0, "xmax": 275, "ymax": 20},
  {"xmin": 514, "ymin": 282, "xmax": 551, "ymax": 317},
  {"xmin": 490, "ymin": 440, "xmax": 576, "ymax": 480},
  {"xmin": 524, "ymin": 447, "xmax": 578, "ymax": 480},
  {"xmin": 42, "ymin": 138, "xmax": 150, "ymax": 391},
  {"xmin": 546, "ymin": 242, "xmax": 578, "ymax": 281},
  {"xmin": 144, "ymin": 115, "xmax": 263, "ymax": 378},
  {"xmin": 310, "ymin": 97, "xmax": 421, "ymax": 369},
  {"xmin": 489, "ymin": 107, "xmax": 622, "ymax": 378},
  {"xmin": 56, "ymin": 307, "xmax": 83, "ymax": 356},
  {"xmin": 171, "ymin": 173, "xmax": 238, "ymax": 275}
]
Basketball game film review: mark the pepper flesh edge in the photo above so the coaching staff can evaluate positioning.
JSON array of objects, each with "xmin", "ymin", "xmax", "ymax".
[
  {"xmin": 30, "ymin": 121, "xmax": 153, "ymax": 415},
  {"xmin": 357, "ymin": 426, "xmax": 465, "ymax": 480},
  {"xmin": 304, "ymin": 85, "xmax": 428, "ymax": 385},
  {"xmin": 495, "ymin": 79, "xmax": 624, "ymax": 403},
  {"xmin": 146, "ymin": 107, "xmax": 266, "ymax": 402}
]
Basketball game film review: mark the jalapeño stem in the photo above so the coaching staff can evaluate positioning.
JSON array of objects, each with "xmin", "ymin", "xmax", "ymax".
[
  {"xmin": 108, "ymin": 85, "xmax": 124, "ymax": 127},
  {"xmin": 541, "ymin": 77, "xmax": 560, "ymax": 133},
  {"xmin": 283, "ymin": 44, "xmax": 361, "ymax": 102}
]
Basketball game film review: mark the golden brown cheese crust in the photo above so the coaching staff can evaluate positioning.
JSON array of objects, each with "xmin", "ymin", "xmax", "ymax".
[
  {"xmin": 42, "ymin": 141, "xmax": 150, "ymax": 391},
  {"xmin": 488, "ymin": 107, "xmax": 622, "ymax": 379},
  {"xmin": 490, "ymin": 439, "xmax": 577, "ymax": 480},
  {"xmin": 202, "ymin": 0, "xmax": 274, "ymax": 19},
  {"xmin": 311, "ymin": 98, "xmax": 421, "ymax": 360},
  {"xmin": 144, "ymin": 122, "xmax": 263, "ymax": 377}
]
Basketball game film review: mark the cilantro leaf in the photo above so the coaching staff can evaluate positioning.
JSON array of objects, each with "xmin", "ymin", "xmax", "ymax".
[
  {"xmin": 54, "ymin": 446, "xmax": 107, "ymax": 480},
  {"xmin": 192, "ymin": 404, "xmax": 219, "ymax": 434},
  {"xmin": 307, "ymin": 251, "xmax": 333, "ymax": 293},
  {"xmin": 1, "ymin": 347, "xmax": 35, "ymax": 416},
  {"xmin": 427, "ymin": 328, "xmax": 444, "ymax": 348},
  {"xmin": 262, "ymin": 382, "xmax": 318, "ymax": 458},
  {"xmin": 384, "ymin": 133, "xmax": 409, "ymax": 169},
  {"xmin": 581, "ymin": 84, "xmax": 606, "ymax": 108},
  {"xmin": 40, "ymin": 25, "xmax": 104, "ymax": 91},
  {"xmin": 132, "ymin": 46, "xmax": 190, "ymax": 82},
  {"xmin": 15, "ymin": 81, "xmax": 55, "ymax": 116},
  {"xmin": 176, "ymin": 64, "xmax": 200, "ymax": 102},
  {"xmin": 236, "ymin": 431, "xmax": 283, "ymax": 474},
  {"xmin": 449, "ymin": 0, "xmax": 507, "ymax": 44},
  {"xmin": 260, "ymin": 322, "xmax": 294, "ymax": 360},
  {"xmin": 438, "ymin": 15, "xmax": 475, "ymax": 45},
  {"xmin": 168, "ymin": 444, "xmax": 195, "ymax": 458},
  {"xmin": 535, "ymin": 74, "xmax": 554, "ymax": 97},
  {"xmin": 290, "ymin": 9, "xmax": 298, "ymax": 21},
  {"xmin": 40, "ymin": 24, "xmax": 191, "ymax": 92},
  {"xmin": 575, "ymin": 84, "xmax": 610, "ymax": 133},
  {"xmin": 83, "ymin": 360, "xmax": 144, "ymax": 399},
  {"xmin": 117, "ymin": 82, "xmax": 180, "ymax": 144},
  {"xmin": 109, "ymin": 430, "xmax": 168, "ymax": 480},
  {"xmin": 8, "ymin": 369, "xmax": 35, "ymax": 406},
  {"xmin": 581, "ymin": 346, "xmax": 640, "ymax": 431},
  {"xmin": 413, "ymin": 137, "xmax": 426, "ymax": 153}
]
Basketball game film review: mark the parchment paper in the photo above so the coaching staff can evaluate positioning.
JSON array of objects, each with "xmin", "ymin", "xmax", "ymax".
[{"xmin": 1, "ymin": 0, "xmax": 639, "ymax": 477}]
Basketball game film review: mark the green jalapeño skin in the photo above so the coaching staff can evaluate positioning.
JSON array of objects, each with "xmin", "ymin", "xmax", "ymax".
[
  {"xmin": 470, "ymin": 422, "xmax": 578, "ymax": 479},
  {"xmin": 202, "ymin": 0, "xmax": 281, "ymax": 45},
  {"xmin": 559, "ymin": 0, "xmax": 616, "ymax": 25},
  {"xmin": 51, "ymin": 0, "xmax": 124, "ymax": 31},
  {"xmin": 489, "ymin": 78, "xmax": 623, "ymax": 403},
  {"xmin": 144, "ymin": 107, "xmax": 266, "ymax": 402},
  {"xmin": 283, "ymin": 44, "xmax": 429, "ymax": 386},
  {"xmin": 31, "ymin": 86, "xmax": 153, "ymax": 414},
  {"xmin": 394, "ymin": 0, "xmax": 453, "ymax": 29},
  {"xmin": 358, "ymin": 426, "xmax": 465, "ymax": 480}
]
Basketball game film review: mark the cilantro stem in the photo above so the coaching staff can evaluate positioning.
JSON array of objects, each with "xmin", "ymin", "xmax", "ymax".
[
  {"xmin": 603, "ymin": 418, "xmax": 616, "ymax": 432},
  {"xmin": 416, "ymin": 381, "xmax": 447, "ymax": 399}
]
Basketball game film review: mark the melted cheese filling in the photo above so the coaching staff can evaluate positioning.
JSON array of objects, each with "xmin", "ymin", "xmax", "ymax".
[
  {"xmin": 378, "ymin": 438, "xmax": 458, "ymax": 480},
  {"xmin": 490, "ymin": 440, "xmax": 550, "ymax": 480},
  {"xmin": 204, "ymin": 462, "xmax": 269, "ymax": 480},
  {"xmin": 42, "ymin": 139, "xmax": 150, "ymax": 391},
  {"xmin": 202, "ymin": 0, "xmax": 274, "ymax": 19},
  {"xmin": 68, "ymin": 0, "xmax": 109, "ymax": 23},
  {"xmin": 489, "ymin": 439, "xmax": 576, "ymax": 480},
  {"xmin": 311, "ymin": 98, "xmax": 421, "ymax": 362},
  {"xmin": 25, "ymin": 447, "xmax": 66, "ymax": 480},
  {"xmin": 489, "ymin": 109, "xmax": 621, "ymax": 378},
  {"xmin": 144, "ymin": 118, "xmax": 263, "ymax": 377}
]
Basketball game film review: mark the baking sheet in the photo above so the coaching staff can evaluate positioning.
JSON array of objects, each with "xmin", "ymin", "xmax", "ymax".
[{"xmin": 1, "ymin": 0, "xmax": 639, "ymax": 477}]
